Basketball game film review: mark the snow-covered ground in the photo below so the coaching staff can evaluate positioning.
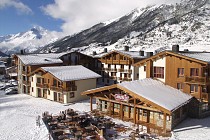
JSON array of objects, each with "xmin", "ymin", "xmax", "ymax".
[{"xmin": 0, "ymin": 90, "xmax": 210, "ymax": 140}]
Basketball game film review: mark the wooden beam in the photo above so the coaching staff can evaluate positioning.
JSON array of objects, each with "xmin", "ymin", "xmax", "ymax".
[
  {"xmin": 134, "ymin": 98, "xmax": 137, "ymax": 124},
  {"xmin": 120, "ymin": 103, "xmax": 123, "ymax": 120},
  {"xmin": 90, "ymin": 96, "xmax": 93, "ymax": 111},
  {"xmin": 94, "ymin": 96, "xmax": 162, "ymax": 113},
  {"xmin": 163, "ymin": 113, "xmax": 167, "ymax": 133}
]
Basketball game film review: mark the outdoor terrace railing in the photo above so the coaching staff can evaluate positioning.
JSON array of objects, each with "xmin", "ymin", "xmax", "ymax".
[
  {"xmin": 36, "ymin": 83, "xmax": 48, "ymax": 88},
  {"xmin": 117, "ymin": 69, "xmax": 132, "ymax": 73},
  {"xmin": 185, "ymin": 76, "xmax": 209, "ymax": 84}
]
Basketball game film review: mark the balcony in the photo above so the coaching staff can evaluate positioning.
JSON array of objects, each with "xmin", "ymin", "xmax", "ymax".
[
  {"xmin": 50, "ymin": 85, "xmax": 77, "ymax": 92},
  {"xmin": 50, "ymin": 86, "xmax": 63, "ymax": 92},
  {"xmin": 201, "ymin": 92, "xmax": 209, "ymax": 102},
  {"xmin": 36, "ymin": 83, "xmax": 48, "ymax": 88},
  {"xmin": 23, "ymin": 80, "xmax": 31, "ymax": 86},
  {"xmin": 185, "ymin": 76, "xmax": 209, "ymax": 85},
  {"xmin": 117, "ymin": 77, "xmax": 132, "ymax": 81},
  {"xmin": 117, "ymin": 69, "xmax": 132, "ymax": 73},
  {"xmin": 103, "ymin": 68, "xmax": 117, "ymax": 72},
  {"xmin": 63, "ymin": 86, "xmax": 77, "ymax": 92}
]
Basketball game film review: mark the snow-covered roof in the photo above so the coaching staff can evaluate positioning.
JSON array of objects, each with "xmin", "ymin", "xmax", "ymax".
[
  {"xmin": 117, "ymin": 50, "xmax": 146, "ymax": 59},
  {"xmin": 178, "ymin": 52, "xmax": 210, "ymax": 63},
  {"xmin": 119, "ymin": 78, "xmax": 192, "ymax": 112},
  {"xmin": 18, "ymin": 55, "xmax": 63, "ymax": 65},
  {"xmin": 34, "ymin": 51, "xmax": 72, "ymax": 59},
  {"xmin": 41, "ymin": 65, "xmax": 101, "ymax": 81}
]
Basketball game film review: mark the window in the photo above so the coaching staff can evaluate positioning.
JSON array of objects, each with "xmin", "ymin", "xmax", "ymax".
[
  {"xmin": 190, "ymin": 85, "xmax": 198, "ymax": 93},
  {"xmin": 32, "ymin": 77, "xmax": 33, "ymax": 82},
  {"xmin": 32, "ymin": 87, "xmax": 34, "ymax": 92},
  {"xmin": 178, "ymin": 68, "xmax": 184, "ymax": 77},
  {"xmin": 190, "ymin": 68, "xmax": 199, "ymax": 76},
  {"xmin": 177, "ymin": 83, "xmax": 184, "ymax": 91},
  {"xmin": 48, "ymin": 90, "xmax": 50, "ymax": 95},
  {"xmin": 154, "ymin": 67, "xmax": 164, "ymax": 78},
  {"xmin": 144, "ymin": 66, "xmax": 146, "ymax": 71},
  {"xmin": 69, "ymin": 92, "xmax": 74, "ymax": 98},
  {"xmin": 53, "ymin": 78, "xmax": 57, "ymax": 86},
  {"xmin": 137, "ymin": 73, "xmax": 139, "ymax": 79},
  {"xmin": 37, "ymin": 77, "xmax": 41, "ymax": 83}
]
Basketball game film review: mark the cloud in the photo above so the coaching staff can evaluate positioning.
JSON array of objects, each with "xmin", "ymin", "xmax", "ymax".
[
  {"xmin": 0, "ymin": 0, "xmax": 32, "ymax": 14},
  {"xmin": 43, "ymin": 0, "xmax": 181, "ymax": 35}
]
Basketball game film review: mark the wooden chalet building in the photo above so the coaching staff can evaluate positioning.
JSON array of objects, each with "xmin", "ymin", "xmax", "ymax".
[
  {"xmin": 14, "ymin": 51, "xmax": 103, "ymax": 95},
  {"xmin": 29, "ymin": 65, "xmax": 101, "ymax": 103},
  {"xmin": 82, "ymin": 78, "xmax": 193, "ymax": 133},
  {"xmin": 14, "ymin": 54, "xmax": 63, "ymax": 94},
  {"xmin": 134, "ymin": 45, "xmax": 210, "ymax": 117},
  {"xmin": 98, "ymin": 46, "xmax": 147, "ymax": 85}
]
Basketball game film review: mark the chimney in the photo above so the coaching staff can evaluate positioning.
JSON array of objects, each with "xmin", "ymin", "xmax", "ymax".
[
  {"xmin": 146, "ymin": 52, "xmax": 153, "ymax": 57},
  {"xmin": 20, "ymin": 50, "xmax": 24, "ymax": 55},
  {"xmin": 104, "ymin": 48, "xmax": 107, "ymax": 53},
  {"xmin": 124, "ymin": 46, "xmax": 129, "ymax": 51},
  {"xmin": 92, "ymin": 51, "xmax": 97, "ymax": 56},
  {"xmin": 139, "ymin": 50, "xmax": 144, "ymax": 56},
  {"xmin": 172, "ymin": 45, "xmax": 179, "ymax": 52}
]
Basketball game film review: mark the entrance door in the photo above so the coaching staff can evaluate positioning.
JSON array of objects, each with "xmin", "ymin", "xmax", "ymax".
[
  {"xmin": 37, "ymin": 88, "xmax": 41, "ymax": 97},
  {"xmin": 54, "ymin": 92, "xmax": 57, "ymax": 101}
]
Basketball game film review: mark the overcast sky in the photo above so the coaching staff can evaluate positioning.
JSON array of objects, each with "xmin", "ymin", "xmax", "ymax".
[{"xmin": 0, "ymin": 0, "xmax": 181, "ymax": 36}]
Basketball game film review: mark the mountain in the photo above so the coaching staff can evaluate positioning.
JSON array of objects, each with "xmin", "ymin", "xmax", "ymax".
[
  {"xmin": 38, "ymin": 0, "xmax": 210, "ymax": 54},
  {"xmin": 0, "ymin": 26, "xmax": 63, "ymax": 54}
]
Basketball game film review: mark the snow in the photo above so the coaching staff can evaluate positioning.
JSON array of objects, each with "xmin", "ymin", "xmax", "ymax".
[
  {"xmin": 0, "ymin": 85, "xmax": 210, "ymax": 140},
  {"xmin": 119, "ymin": 79, "xmax": 192, "ymax": 112},
  {"xmin": 178, "ymin": 52, "xmax": 210, "ymax": 63},
  {"xmin": 0, "ymin": 91, "xmax": 92, "ymax": 140},
  {"xmin": 41, "ymin": 65, "xmax": 101, "ymax": 81},
  {"xmin": 17, "ymin": 55, "xmax": 63, "ymax": 65}
]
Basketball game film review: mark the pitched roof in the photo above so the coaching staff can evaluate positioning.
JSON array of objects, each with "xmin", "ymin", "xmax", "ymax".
[
  {"xmin": 116, "ymin": 50, "xmax": 146, "ymax": 59},
  {"xmin": 18, "ymin": 55, "xmax": 63, "ymax": 65},
  {"xmin": 41, "ymin": 65, "xmax": 101, "ymax": 81},
  {"xmin": 34, "ymin": 51, "xmax": 74, "ymax": 59},
  {"xmin": 118, "ymin": 78, "xmax": 192, "ymax": 112},
  {"xmin": 178, "ymin": 52, "xmax": 210, "ymax": 63}
]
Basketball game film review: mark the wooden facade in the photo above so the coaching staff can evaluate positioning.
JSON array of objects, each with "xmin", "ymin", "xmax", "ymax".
[
  {"xmin": 98, "ymin": 50, "xmax": 145, "ymax": 85},
  {"xmin": 134, "ymin": 50, "xmax": 210, "ymax": 117},
  {"xmin": 82, "ymin": 84, "xmax": 190, "ymax": 134}
]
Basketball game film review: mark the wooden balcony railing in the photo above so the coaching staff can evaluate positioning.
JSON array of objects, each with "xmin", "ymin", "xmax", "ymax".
[
  {"xmin": 201, "ymin": 92, "xmax": 208, "ymax": 102},
  {"xmin": 64, "ymin": 86, "xmax": 77, "ymax": 92},
  {"xmin": 117, "ymin": 69, "xmax": 132, "ymax": 73},
  {"xmin": 185, "ymin": 76, "xmax": 209, "ymax": 85},
  {"xmin": 103, "ymin": 68, "xmax": 117, "ymax": 72},
  {"xmin": 117, "ymin": 77, "xmax": 132, "ymax": 81},
  {"xmin": 23, "ymin": 80, "xmax": 31, "ymax": 86},
  {"xmin": 50, "ymin": 86, "xmax": 63, "ymax": 92},
  {"xmin": 50, "ymin": 85, "xmax": 77, "ymax": 92},
  {"xmin": 36, "ymin": 83, "xmax": 48, "ymax": 88}
]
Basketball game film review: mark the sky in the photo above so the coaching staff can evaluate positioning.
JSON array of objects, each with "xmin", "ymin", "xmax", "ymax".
[{"xmin": 0, "ymin": 0, "xmax": 181, "ymax": 36}]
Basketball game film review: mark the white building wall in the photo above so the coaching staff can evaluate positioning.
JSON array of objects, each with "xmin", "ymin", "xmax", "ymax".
[
  {"xmin": 131, "ymin": 66, "xmax": 139, "ymax": 80},
  {"xmin": 30, "ymin": 75, "xmax": 37, "ymax": 97},
  {"xmin": 18, "ymin": 59, "xmax": 23, "ymax": 94},
  {"xmin": 66, "ymin": 78, "xmax": 96, "ymax": 103},
  {"xmin": 139, "ymin": 65, "xmax": 147, "ymax": 80},
  {"xmin": 153, "ymin": 57, "xmax": 166, "ymax": 83}
]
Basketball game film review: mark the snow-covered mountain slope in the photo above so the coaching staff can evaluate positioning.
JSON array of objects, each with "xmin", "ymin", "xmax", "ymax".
[
  {"xmin": 38, "ymin": 0, "xmax": 210, "ymax": 54},
  {"xmin": 0, "ymin": 26, "xmax": 63, "ymax": 54}
]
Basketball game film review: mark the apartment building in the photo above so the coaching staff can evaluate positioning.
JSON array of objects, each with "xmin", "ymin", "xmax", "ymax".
[
  {"xmin": 14, "ymin": 54, "xmax": 63, "ymax": 94},
  {"xmin": 134, "ymin": 45, "xmax": 210, "ymax": 117},
  {"xmin": 29, "ymin": 65, "xmax": 101, "ymax": 103},
  {"xmin": 98, "ymin": 46, "xmax": 147, "ymax": 85},
  {"xmin": 82, "ymin": 78, "xmax": 193, "ymax": 133}
]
